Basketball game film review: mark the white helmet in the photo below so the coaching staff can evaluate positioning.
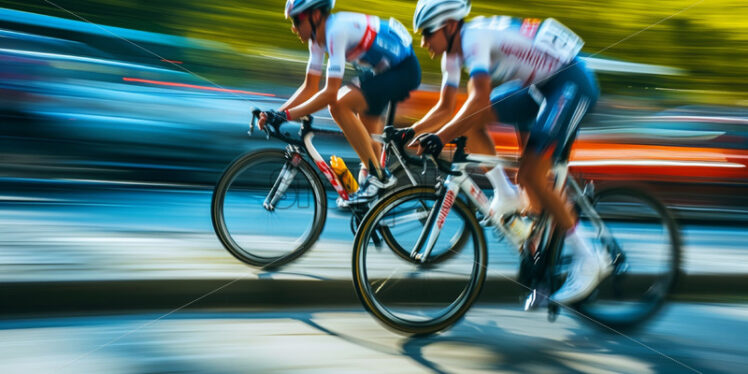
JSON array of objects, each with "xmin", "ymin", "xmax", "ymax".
[
  {"xmin": 413, "ymin": 0, "xmax": 471, "ymax": 32},
  {"xmin": 285, "ymin": 0, "xmax": 335, "ymax": 19}
]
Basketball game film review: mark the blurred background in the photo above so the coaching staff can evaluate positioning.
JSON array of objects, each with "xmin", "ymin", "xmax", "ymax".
[
  {"xmin": 0, "ymin": 1, "xmax": 747, "ymax": 371},
  {"xmin": 0, "ymin": 0, "xmax": 745, "ymax": 197}
]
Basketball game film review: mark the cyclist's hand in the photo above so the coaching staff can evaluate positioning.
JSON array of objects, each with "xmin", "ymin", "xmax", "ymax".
[
  {"xmin": 410, "ymin": 133, "xmax": 444, "ymax": 157},
  {"xmin": 259, "ymin": 110, "xmax": 288, "ymax": 131},
  {"xmin": 258, "ymin": 112, "xmax": 268, "ymax": 131},
  {"xmin": 393, "ymin": 127, "xmax": 415, "ymax": 144}
]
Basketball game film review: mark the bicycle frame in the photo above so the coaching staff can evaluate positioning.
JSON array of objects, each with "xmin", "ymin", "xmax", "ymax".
[
  {"xmin": 561, "ymin": 165, "xmax": 626, "ymax": 271},
  {"xmin": 257, "ymin": 129, "xmax": 352, "ymax": 211},
  {"xmin": 411, "ymin": 154, "xmax": 624, "ymax": 270},
  {"xmin": 413, "ymin": 156, "xmax": 513, "ymax": 262},
  {"xmin": 256, "ymin": 116, "xmax": 416, "ymax": 212}
]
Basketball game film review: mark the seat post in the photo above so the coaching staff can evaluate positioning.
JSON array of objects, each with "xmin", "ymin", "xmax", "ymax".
[{"xmin": 385, "ymin": 100, "xmax": 397, "ymax": 127}]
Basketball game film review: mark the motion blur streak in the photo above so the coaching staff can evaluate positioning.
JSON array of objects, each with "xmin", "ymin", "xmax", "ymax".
[
  {"xmin": 122, "ymin": 77, "xmax": 276, "ymax": 96},
  {"xmin": 0, "ymin": 2, "xmax": 746, "ymax": 371},
  {"xmin": 569, "ymin": 160, "xmax": 744, "ymax": 168}
]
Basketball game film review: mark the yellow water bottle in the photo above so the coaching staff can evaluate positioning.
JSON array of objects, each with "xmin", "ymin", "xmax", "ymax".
[{"xmin": 330, "ymin": 155, "xmax": 359, "ymax": 194}]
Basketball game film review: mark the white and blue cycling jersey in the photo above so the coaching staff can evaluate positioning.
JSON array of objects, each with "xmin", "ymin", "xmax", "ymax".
[
  {"xmin": 307, "ymin": 12, "xmax": 415, "ymax": 79},
  {"xmin": 442, "ymin": 16, "xmax": 585, "ymax": 88}
]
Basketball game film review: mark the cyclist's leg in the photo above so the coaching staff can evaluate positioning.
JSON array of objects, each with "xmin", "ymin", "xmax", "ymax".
[
  {"xmin": 464, "ymin": 126, "xmax": 496, "ymax": 155},
  {"xmin": 347, "ymin": 53, "xmax": 422, "ymax": 179},
  {"xmin": 489, "ymin": 80, "xmax": 539, "ymax": 215},
  {"xmin": 360, "ymin": 113, "xmax": 384, "ymax": 164},
  {"xmin": 524, "ymin": 60, "xmax": 605, "ymax": 304},
  {"xmin": 520, "ymin": 60, "xmax": 599, "ymax": 232},
  {"xmin": 518, "ymin": 151, "xmax": 574, "ymax": 229},
  {"xmin": 519, "ymin": 86, "xmax": 586, "ymax": 233},
  {"xmin": 328, "ymin": 86, "xmax": 383, "ymax": 176}
]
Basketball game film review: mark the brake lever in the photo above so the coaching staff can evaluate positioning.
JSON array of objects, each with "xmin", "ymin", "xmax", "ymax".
[
  {"xmin": 249, "ymin": 109, "xmax": 260, "ymax": 136},
  {"xmin": 422, "ymin": 155, "xmax": 431, "ymax": 175}
]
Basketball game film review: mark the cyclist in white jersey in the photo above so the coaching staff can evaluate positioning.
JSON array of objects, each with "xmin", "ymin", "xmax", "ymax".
[
  {"xmin": 259, "ymin": 0, "xmax": 421, "ymax": 205},
  {"xmin": 402, "ymin": 0, "xmax": 611, "ymax": 306}
]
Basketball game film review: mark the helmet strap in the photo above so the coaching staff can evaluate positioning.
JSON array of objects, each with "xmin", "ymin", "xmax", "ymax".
[
  {"xmin": 446, "ymin": 20, "xmax": 464, "ymax": 54},
  {"xmin": 309, "ymin": 9, "xmax": 327, "ymax": 43},
  {"xmin": 310, "ymin": 13, "xmax": 318, "ymax": 41}
]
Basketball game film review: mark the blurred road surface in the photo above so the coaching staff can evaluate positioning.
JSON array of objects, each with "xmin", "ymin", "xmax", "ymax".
[
  {"xmin": 0, "ymin": 182, "xmax": 746, "ymax": 283},
  {"xmin": 0, "ymin": 303, "xmax": 745, "ymax": 373}
]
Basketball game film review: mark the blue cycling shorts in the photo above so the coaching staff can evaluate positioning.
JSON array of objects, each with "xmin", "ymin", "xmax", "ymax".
[{"xmin": 490, "ymin": 58, "xmax": 599, "ymax": 161}]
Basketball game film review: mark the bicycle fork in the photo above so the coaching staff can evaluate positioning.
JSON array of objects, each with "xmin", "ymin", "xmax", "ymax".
[
  {"xmin": 410, "ymin": 176, "xmax": 461, "ymax": 263},
  {"xmin": 263, "ymin": 151, "xmax": 303, "ymax": 211}
]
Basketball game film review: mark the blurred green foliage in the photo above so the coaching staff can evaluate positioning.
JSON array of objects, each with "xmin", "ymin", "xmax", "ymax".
[{"xmin": 2, "ymin": 0, "xmax": 746, "ymax": 103}]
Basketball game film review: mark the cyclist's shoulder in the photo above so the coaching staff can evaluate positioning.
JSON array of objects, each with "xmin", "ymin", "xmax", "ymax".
[
  {"xmin": 465, "ymin": 15, "xmax": 517, "ymax": 30},
  {"xmin": 327, "ymin": 11, "xmax": 376, "ymax": 27},
  {"xmin": 465, "ymin": 15, "xmax": 563, "ymax": 35}
]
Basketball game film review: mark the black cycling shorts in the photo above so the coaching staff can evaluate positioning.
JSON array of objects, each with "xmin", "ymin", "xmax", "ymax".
[{"xmin": 357, "ymin": 53, "xmax": 421, "ymax": 116}]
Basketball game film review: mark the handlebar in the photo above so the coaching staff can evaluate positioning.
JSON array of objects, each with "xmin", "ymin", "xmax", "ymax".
[
  {"xmin": 380, "ymin": 125, "xmax": 462, "ymax": 176},
  {"xmin": 249, "ymin": 107, "xmax": 314, "ymax": 146}
]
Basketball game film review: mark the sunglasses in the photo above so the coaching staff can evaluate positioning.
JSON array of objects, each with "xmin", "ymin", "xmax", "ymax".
[
  {"xmin": 292, "ymin": 12, "xmax": 309, "ymax": 28},
  {"xmin": 422, "ymin": 26, "xmax": 444, "ymax": 39}
]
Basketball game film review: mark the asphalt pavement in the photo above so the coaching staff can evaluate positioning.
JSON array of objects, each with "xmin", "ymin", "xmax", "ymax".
[
  {"xmin": 0, "ymin": 181, "xmax": 746, "ymax": 314},
  {"xmin": 0, "ymin": 302, "xmax": 744, "ymax": 373}
]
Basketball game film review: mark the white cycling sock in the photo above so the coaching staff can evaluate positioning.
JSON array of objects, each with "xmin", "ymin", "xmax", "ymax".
[
  {"xmin": 358, "ymin": 163, "xmax": 368, "ymax": 185},
  {"xmin": 566, "ymin": 224, "xmax": 595, "ymax": 259}
]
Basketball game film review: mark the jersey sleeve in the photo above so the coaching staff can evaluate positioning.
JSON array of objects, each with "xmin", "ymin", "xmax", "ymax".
[
  {"xmin": 441, "ymin": 52, "xmax": 462, "ymax": 88},
  {"xmin": 462, "ymin": 32, "xmax": 490, "ymax": 78},
  {"xmin": 325, "ymin": 24, "xmax": 348, "ymax": 79},
  {"xmin": 306, "ymin": 42, "xmax": 324, "ymax": 76}
]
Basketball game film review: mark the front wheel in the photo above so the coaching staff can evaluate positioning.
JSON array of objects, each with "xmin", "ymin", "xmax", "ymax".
[
  {"xmin": 352, "ymin": 186, "xmax": 488, "ymax": 335},
  {"xmin": 211, "ymin": 149, "xmax": 327, "ymax": 269},
  {"xmin": 569, "ymin": 186, "xmax": 681, "ymax": 330}
]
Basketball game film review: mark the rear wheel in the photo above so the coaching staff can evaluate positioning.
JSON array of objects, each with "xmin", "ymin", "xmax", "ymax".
[
  {"xmin": 566, "ymin": 187, "xmax": 681, "ymax": 330},
  {"xmin": 211, "ymin": 149, "xmax": 327, "ymax": 269}
]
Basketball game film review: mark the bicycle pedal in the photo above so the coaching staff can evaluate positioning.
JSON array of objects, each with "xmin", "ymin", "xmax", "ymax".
[
  {"xmin": 614, "ymin": 262, "xmax": 630, "ymax": 275},
  {"xmin": 489, "ymin": 227, "xmax": 506, "ymax": 243}
]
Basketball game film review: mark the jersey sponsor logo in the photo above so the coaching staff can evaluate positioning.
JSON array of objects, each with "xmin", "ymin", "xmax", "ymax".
[
  {"xmin": 316, "ymin": 160, "xmax": 349, "ymax": 200},
  {"xmin": 500, "ymin": 44, "xmax": 562, "ymax": 76},
  {"xmin": 520, "ymin": 18, "xmax": 541, "ymax": 38}
]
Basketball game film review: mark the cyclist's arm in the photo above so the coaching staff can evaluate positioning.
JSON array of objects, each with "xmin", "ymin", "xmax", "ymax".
[
  {"xmin": 412, "ymin": 84, "xmax": 458, "ymax": 134},
  {"xmin": 435, "ymin": 73, "xmax": 493, "ymax": 143},
  {"xmin": 286, "ymin": 76, "xmax": 342, "ymax": 120},
  {"xmin": 413, "ymin": 52, "xmax": 461, "ymax": 134},
  {"xmin": 279, "ymin": 72, "xmax": 322, "ymax": 111}
]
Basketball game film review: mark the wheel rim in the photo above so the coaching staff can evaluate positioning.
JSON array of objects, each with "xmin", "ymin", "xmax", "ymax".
[
  {"xmin": 217, "ymin": 152, "xmax": 322, "ymax": 264},
  {"xmin": 356, "ymin": 189, "xmax": 485, "ymax": 331},
  {"xmin": 574, "ymin": 189, "xmax": 679, "ymax": 325}
]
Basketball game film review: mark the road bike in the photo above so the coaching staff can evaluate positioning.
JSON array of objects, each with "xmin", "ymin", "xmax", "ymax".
[
  {"xmin": 211, "ymin": 105, "xmax": 457, "ymax": 269},
  {"xmin": 352, "ymin": 136, "xmax": 681, "ymax": 335}
]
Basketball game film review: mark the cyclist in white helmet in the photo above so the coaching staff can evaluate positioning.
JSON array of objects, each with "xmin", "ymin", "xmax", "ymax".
[
  {"xmin": 403, "ymin": 0, "xmax": 611, "ymax": 306},
  {"xmin": 259, "ymin": 0, "xmax": 422, "ymax": 205}
]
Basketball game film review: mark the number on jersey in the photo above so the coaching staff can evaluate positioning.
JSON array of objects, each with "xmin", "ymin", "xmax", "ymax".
[{"xmin": 533, "ymin": 18, "xmax": 584, "ymax": 63}]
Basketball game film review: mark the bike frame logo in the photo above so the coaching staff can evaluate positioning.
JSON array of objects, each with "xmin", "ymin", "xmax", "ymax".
[
  {"xmin": 316, "ymin": 160, "xmax": 350, "ymax": 200},
  {"xmin": 469, "ymin": 184, "xmax": 489, "ymax": 207},
  {"xmin": 436, "ymin": 189, "xmax": 456, "ymax": 229}
]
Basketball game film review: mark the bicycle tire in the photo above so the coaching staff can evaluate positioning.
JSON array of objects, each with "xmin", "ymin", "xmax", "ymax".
[
  {"xmin": 352, "ymin": 186, "xmax": 488, "ymax": 335},
  {"xmin": 566, "ymin": 186, "xmax": 682, "ymax": 330},
  {"xmin": 211, "ymin": 149, "xmax": 327, "ymax": 269},
  {"xmin": 375, "ymin": 185, "xmax": 471, "ymax": 266}
]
